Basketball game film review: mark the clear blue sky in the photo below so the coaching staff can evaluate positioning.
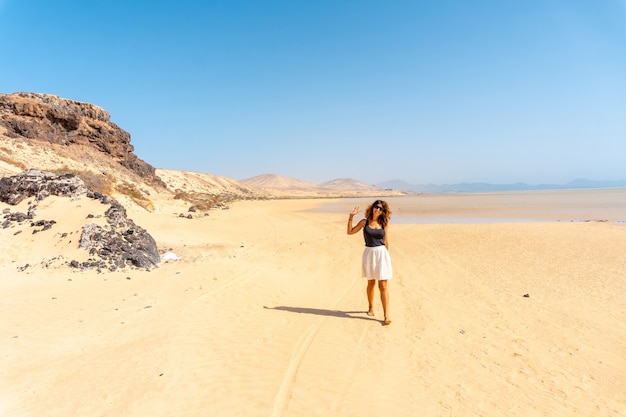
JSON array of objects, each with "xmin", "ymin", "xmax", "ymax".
[{"xmin": 1, "ymin": 0, "xmax": 625, "ymax": 185}]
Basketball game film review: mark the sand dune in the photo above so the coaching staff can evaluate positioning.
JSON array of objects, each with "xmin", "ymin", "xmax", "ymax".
[{"xmin": 1, "ymin": 191, "xmax": 625, "ymax": 416}]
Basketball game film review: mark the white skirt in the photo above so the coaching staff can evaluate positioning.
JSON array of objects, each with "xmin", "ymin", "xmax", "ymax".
[{"xmin": 361, "ymin": 245, "xmax": 392, "ymax": 280}]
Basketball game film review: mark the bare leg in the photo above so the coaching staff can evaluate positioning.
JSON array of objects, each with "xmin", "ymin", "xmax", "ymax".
[
  {"xmin": 378, "ymin": 280, "xmax": 391, "ymax": 325},
  {"xmin": 366, "ymin": 279, "xmax": 376, "ymax": 316}
]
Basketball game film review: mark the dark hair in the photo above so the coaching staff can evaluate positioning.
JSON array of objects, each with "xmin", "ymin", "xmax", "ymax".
[{"xmin": 365, "ymin": 200, "xmax": 391, "ymax": 228}]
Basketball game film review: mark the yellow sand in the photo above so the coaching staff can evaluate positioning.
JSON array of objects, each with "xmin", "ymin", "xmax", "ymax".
[{"xmin": 1, "ymin": 196, "xmax": 625, "ymax": 416}]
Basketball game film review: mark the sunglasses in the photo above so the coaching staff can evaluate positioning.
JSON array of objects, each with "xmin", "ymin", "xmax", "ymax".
[{"xmin": 373, "ymin": 205, "xmax": 384, "ymax": 211}]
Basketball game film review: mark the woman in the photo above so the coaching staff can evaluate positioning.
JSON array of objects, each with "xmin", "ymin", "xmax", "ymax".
[{"xmin": 347, "ymin": 200, "xmax": 392, "ymax": 325}]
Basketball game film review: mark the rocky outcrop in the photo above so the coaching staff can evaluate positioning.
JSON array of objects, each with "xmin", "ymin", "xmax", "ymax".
[
  {"xmin": 77, "ymin": 201, "xmax": 160, "ymax": 271},
  {"xmin": 0, "ymin": 92, "xmax": 164, "ymax": 187},
  {"xmin": 1, "ymin": 170, "xmax": 160, "ymax": 271},
  {"xmin": 0, "ymin": 169, "xmax": 88, "ymax": 205}
]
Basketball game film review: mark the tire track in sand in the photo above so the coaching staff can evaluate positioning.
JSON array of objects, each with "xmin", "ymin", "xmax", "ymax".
[
  {"xmin": 326, "ymin": 323, "xmax": 372, "ymax": 415},
  {"xmin": 270, "ymin": 276, "xmax": 365, "ymax": 417}
]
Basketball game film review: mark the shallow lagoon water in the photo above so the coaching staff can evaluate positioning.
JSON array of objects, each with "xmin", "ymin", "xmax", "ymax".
[{"xmin": 312, "ymin": 188, "xmax": 626, "ymax": 225}]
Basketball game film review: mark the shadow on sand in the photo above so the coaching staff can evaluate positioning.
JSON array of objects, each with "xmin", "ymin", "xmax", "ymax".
[{"xmin": 264, "ymin": 306, "xmax": 380, "ymax": 323}]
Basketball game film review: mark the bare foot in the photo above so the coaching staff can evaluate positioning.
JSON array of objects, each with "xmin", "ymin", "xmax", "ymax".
[
  {"xmin": 367, "ymin": 309, "xmax": 375, "ymax": 317},
  {"xmin": 383, "ymin": 319, "xmax": 392, "ymax": 326}
]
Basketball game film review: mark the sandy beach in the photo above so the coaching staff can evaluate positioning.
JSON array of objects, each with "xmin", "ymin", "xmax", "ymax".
[{"xmin": 1, "ymin": 191, "xmax": 625, "ymax": 416}]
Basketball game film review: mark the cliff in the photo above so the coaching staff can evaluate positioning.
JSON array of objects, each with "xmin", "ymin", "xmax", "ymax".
[{"xmin": 0, "ymin": 92, "xmax": 164, "ymax": 187}]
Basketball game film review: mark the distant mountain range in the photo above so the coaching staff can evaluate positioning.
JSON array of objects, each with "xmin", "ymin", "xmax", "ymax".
[
  {"xmin": 376, "ymin": 179, "xmax": 626, "ymax": 193},
  {"xmin": 240, "ymin": 174, "xmax": 626, "ymax": 195}
]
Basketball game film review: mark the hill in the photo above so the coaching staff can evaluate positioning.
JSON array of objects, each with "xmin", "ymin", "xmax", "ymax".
[
  {"xmin": 241, "ymin": 174, "xmax": 320, "ymax": 190},
  {"xmin": 241, "ymin": 174, "xmax": 404, "ymax": 198},
  {"xmin": 318, "ymin": 178, "xmax": 380, "ymax": 191}
]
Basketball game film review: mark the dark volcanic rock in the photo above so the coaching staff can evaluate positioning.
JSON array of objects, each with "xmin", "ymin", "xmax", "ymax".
[
  {"xmin": 79, "ymin": 202, "xmax": 160, "ymax": 270},
  {"xmin": 1, "ymin": 170, "xmax": 160, "ymax": 271},
  {"xmin": 0, "ymin": 169, "xmax": 87, "ymax": 204},
  {"xmin": 0, "ymin": 92, "xmax": 165, "ymax": 188},
  {"xmin": 31, "ymin": 219, "xmax": 56, "ymax": 233}
]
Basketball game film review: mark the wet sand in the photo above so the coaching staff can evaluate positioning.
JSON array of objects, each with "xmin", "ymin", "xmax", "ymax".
[{"xmin": 314, "ymin": 188, "xmax": 626, "ymax": 224}]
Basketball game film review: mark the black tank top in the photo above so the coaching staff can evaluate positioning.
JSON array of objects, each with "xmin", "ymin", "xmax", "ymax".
[{"xmin": 363, "ymin": 222, "xmax": 385, "ymax": 247}]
